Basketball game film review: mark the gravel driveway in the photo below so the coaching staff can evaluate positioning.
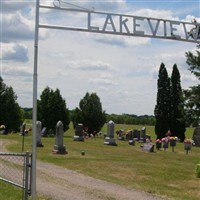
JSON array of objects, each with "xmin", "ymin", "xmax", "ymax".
[{"xmin": 36, "ymin": 161, "xmax": 169, "ymax": 200}]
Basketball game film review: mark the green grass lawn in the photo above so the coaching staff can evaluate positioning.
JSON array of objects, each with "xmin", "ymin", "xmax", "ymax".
[
  {"xmin": 0, "ymin": 181, "xmax": 23, "ymax": 200},
  {"xmin": 0, "ymin": 181, "xmax": 53, "ymax": 200},
  {"xmin": 1, "ymin": 123, "xmax": 200, "ymax": 200}
]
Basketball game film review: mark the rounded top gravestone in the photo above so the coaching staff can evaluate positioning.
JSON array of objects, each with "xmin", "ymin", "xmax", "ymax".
[
  {"xmin": 107, "ymin": 120, "xmax": 115, "ymax": 138},
  {"xmin": 192, "ymin": 126, "xmax": 200, "ymax": 147},
  {"xmin": 53, "ymin": 120, "xmax": 67, "ymax": 154},
  {"xmin": 56, "ymin": 121, "xmax": 64, "ymax": 146}
]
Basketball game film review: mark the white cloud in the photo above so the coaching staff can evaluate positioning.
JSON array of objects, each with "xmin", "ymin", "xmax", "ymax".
[
  {"xmin": 182, "ymin": 74, "xmax": 199, "ymax": 82},
  {"xmin": 52, "ymin": 0, "xmax": 127, "ymax": 11},
  {"xmin": 131, "ymin": 9, "xmax": 175, "ymax": 20},
  {"xmin": 65, "ymin": 59, "xmax": 115, "ymax": 71},
  {"xmin": 2, "ymin": 66, "xmax": 32, "ymax": 78},
  {"xmin": 2, "ymin": 12, "xmax": 34, "ymax": 42},
  {"xmin": 87, "ymin": 33, "xmax": 151, "ymax": 47},
  {"xmin": 1, "ymin": 43, "xmax": 29, "ymax": 62},
  {"xmin": 185, "ymin": 15, "xmax": 200, "ymax": 23},
  {"xmin": 1, "ymin": 1, "xmax": 34, "ymax": 13},
  {"xmin": 1, "ymin": 1, "xmax": 52, "ymax": 42},
  {"xmin": 89, "ymin": 78, "xmax": 117, "ymax": 86}
]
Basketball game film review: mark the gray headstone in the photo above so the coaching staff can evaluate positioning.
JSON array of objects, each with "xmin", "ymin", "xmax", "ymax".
[
  {"xmin": 139, "ymin": 127, "xmax": 146, "ymax": 142},
  {"xmin": 192, "ymin": 126, "xmax": 200, "ymax": 147},
  {"xmin": 36, "ymin": 121, "xmax": 43, "ymax": 147},
  {"xmin": 142, "ymin": 143, "xmax": 154, "ymax": 152},
  {"xmin": 133, "ymin": 129, "xmax": 140, "ymax": 141},
  {"xmin": 20, "ymin": 123, "xmax": 26, "ymax": 136},
  {"xmin": 53, "ymin": 121, "xmax": 67, "ymax": 154},
  {"xmin": 117, "ymin": 129, "xmax": 125, "ymax": 140},
  {"xmin": 73, "ymin": 123, "xmax": 84, "ymax": 141},
  {"xmin": 126, "ymin": 130, "xmax": 133, "ymax": 140},
  {"xmin": 41, "ymin": 127, "xmax": 47, "ymax": 137},
  {"xmin": 104, "ymin": 120, "xmax": 117, "ymax": 146}
]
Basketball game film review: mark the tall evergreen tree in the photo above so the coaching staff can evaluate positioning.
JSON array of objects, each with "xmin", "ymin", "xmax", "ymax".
[
  {"xmin": 170, "ymin": 64, "xmax": 186, "ymax": 142},
  {"xmin": 154, "ymin": 63, "xmax": 170, "ymax": 139}
]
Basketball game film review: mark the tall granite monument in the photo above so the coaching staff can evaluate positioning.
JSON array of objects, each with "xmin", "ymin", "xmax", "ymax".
[
  {"xmin": 104, "ymin": 120, "xmax": 117, "ymax": 146},
  {"xmin": 53, "ymin": 121, "xmax": 67, "ymax": 154}
]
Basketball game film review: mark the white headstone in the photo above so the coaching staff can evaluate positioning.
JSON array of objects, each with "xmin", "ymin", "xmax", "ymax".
[
  {"xmin": 53, "ymin": 121, "xmax": 67, "ymax": 154},
  {"xmin": 36, "ymin": 121, "xmax": 43, "ymax": 147},
  {"xmin": 104, "ymin": 120, "xmax": 117, "ymax": 146}
]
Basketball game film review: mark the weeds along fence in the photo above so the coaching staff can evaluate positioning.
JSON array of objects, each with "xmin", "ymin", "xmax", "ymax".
[{"xmin": 0, "ymin": 152, "xmax": 32, "ymax": 200}]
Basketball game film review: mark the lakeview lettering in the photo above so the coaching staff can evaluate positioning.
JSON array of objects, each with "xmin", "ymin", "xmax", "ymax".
[
  {"xmin": 88, "ymin": 12, "xmax": 200, "ymax": 42},
  {"xmin": 39, "ymin": 4, "xmax": 200, "ymax": 43}
]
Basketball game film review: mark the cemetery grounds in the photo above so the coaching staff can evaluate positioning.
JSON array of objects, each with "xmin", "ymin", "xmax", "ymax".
[{"xmin": 0, "ymin": 123, "xmax": 200, "ymax": 200}]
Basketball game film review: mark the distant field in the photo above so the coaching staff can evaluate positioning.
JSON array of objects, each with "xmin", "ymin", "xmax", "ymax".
[{"xmin": 1, "ymin": 123, "xmax": 200, "ymax": 200}]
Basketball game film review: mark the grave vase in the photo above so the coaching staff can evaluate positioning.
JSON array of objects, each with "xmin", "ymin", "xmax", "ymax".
[
  {"xmin": 170, "ymin": 140, "xmax": 176, "ymax": 152},
  {"xmin": 184, "ymin": 143, "xmax": 192, "ymax": 155},
  {"xmin": 129, "ymin": 139, "xmax": 135, "ymax": 145},
  {"xmin": 156, "ymin": 142, "xmax": 162, "ymax": 150},
  {"xmin": 184, "ymin": 143, "xmax": 192, "ymax": 150},
  {"xmin": 170, "ymin": 140, "xmax": 176, "ymax": 147},
  {"xmin": 162, "ymin": 142, "xmax": 169, "ymax": 150}
]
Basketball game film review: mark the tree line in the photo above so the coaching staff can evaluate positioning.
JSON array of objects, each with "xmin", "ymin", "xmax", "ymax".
[
  {"xmin": 0, "ymin": 46, "xmax": 199, "ymax": 136},
  {"xmin": 105, "ymin": 114, "xmax": 155, "ymax": 125},
  {"xmin": 22, "ymin": 109, "xmax": 156, "ymax": 125}
]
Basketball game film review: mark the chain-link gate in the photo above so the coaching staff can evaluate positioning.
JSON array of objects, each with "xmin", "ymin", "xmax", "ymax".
[{"xmin": 0, "ymin": 152, "xmax": 32, "ymax": 200}]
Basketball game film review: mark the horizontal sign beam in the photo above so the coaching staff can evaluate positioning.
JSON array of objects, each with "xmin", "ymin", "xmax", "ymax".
[{"xmin": 39, "ymin": 5, "xmax": 200, "ymax": 44}]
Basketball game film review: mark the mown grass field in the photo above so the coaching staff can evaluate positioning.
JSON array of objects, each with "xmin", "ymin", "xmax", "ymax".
[{"xmin": 1, "ymin": 123, "xmax": 200, "ymax": 200}]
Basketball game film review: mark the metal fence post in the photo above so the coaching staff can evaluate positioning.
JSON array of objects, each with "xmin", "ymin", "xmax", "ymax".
[{"xmin": 24, "ymin": 152, "xmax": 30, "ymax": 200}]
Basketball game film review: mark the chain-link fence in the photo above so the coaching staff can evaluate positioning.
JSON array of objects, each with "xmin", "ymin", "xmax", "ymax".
[{"xmin": 0, "ymin": 152, "xmax": 32, "ymax": 200}]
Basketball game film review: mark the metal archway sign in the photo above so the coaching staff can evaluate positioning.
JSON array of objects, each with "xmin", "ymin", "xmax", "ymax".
[
  {"xmin": 40, "ymin": 1, "xmax": 200, "ymax": 43},
  {"xmin": 31, "ymin": 1, "xmax": 200, "ymax": 199}
]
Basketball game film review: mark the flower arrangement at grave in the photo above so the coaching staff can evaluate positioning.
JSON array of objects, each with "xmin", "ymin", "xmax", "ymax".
[
  {"xmin": 161, "ymin": 137, "xmax": 169, "ymax": 150},
  {"xmin": 156, "ymin": 139, "xmax": 162, "ymax": 150},
  {"xmin": 184, "ymin": 139, "xmax": 193, "ymax": 154},
  {"xmin": 170, "ymin": 136, "xmax": 178, "ymax": 146}
]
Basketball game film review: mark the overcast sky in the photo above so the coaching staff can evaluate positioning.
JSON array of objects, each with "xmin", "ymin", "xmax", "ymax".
[{"xmin": 1, "ymin": 0, "xmax": 200, "ymax": 115}]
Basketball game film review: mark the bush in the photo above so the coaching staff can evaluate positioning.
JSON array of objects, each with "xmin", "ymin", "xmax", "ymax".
[{"xmin": 196, "ymin": 163, "xmax": 200, "ymax": 178}]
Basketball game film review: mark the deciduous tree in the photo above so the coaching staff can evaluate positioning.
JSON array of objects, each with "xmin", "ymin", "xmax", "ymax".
[
  {"xmin": 184, "ymin": 48, "xmax": 200, "ymax": 126},
  {"xmin": 38, "ymin": 87, "xmax": 70, "ymax": 133},
  {"xmin": 0, "ymin": 76, "xmax": 22, "ymax": 132},
  {"xmin": 73, "ymin": 92, "xmax": 106, "ymax": 134}
]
